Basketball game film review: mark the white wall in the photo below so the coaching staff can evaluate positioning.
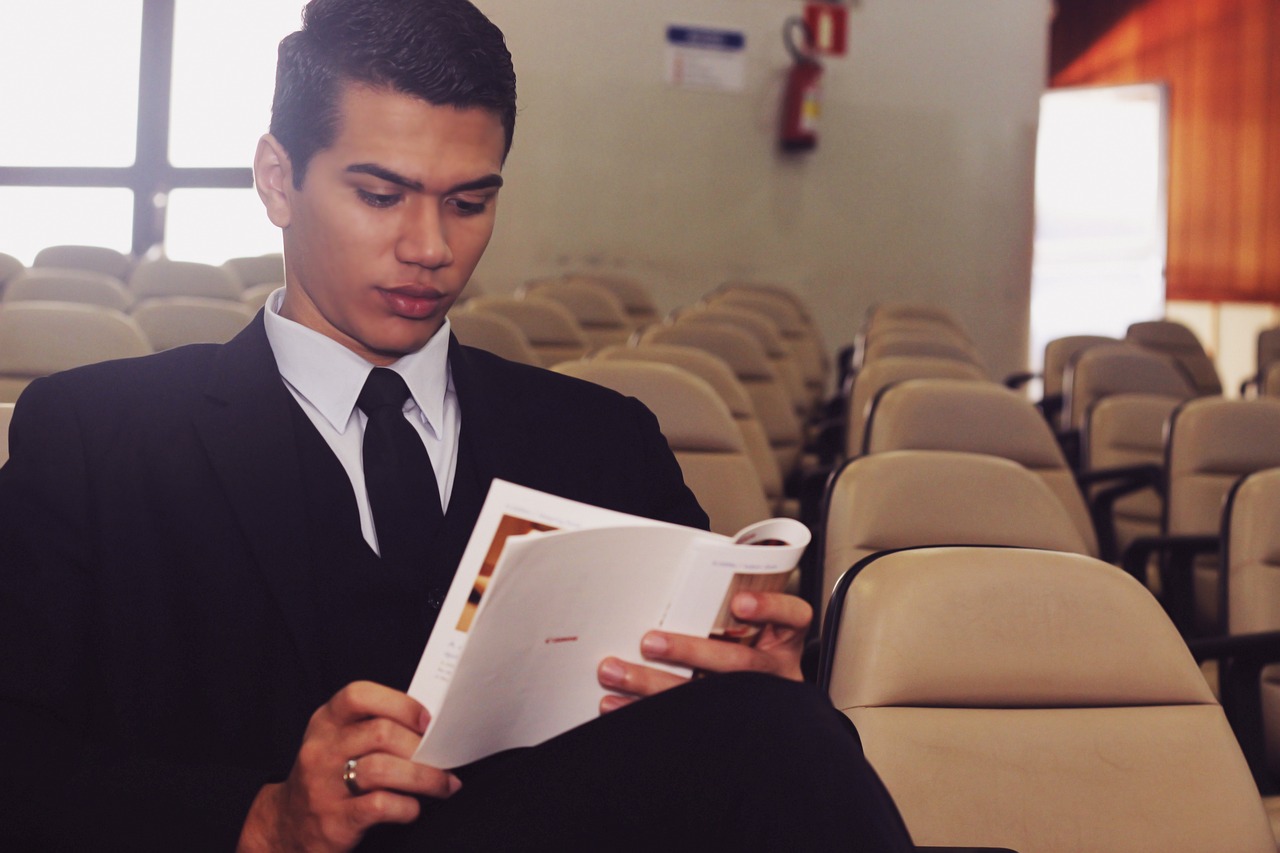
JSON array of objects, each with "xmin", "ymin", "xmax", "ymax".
[{"xmin": 470, "ymin": 0, "xmax": 1052, "ymax": 379}]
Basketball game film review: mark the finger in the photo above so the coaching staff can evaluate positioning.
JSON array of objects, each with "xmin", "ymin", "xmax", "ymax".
[
  {"xmin": 345, "ymin": 789, "xmax": 423, "ymax": 830},
  {"xmin": 341, "ymin": 715, "xmax": 432, "ymax": 762},
  {"xmin": 324, "ymin": 681, "xmax": 430, "ymax": 734},
  {"xmin": 639, "ymin": 631, "xmax": 763, "ymax": 676},
  {"xmin": 597, "ymin": 656, "xmax": 688, "ymax": 699},
  {"xmin": 732, "ymin": 591, "xmax": 812, "ymax": 633},
  {"xmin": 599, "ymin": 693, "xmax": 636, "ymax": 714},
  {"xmin": 344, "ymin": 752, "xmax": 462, "ymax": 800}
]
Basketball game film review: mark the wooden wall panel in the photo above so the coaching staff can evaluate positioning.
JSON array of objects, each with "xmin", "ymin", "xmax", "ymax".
[{"xmin": 1052, "ymin": 0, "xmax": 1280, "ymax": 304}]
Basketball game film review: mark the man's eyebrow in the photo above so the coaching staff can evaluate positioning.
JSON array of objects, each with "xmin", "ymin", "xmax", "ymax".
[{"xmin": 344, "ymin": 163, "xmax": 503, "ymax": 194}]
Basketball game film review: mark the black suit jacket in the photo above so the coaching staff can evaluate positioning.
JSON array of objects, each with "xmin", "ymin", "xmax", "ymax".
[{"xmin": 0, "ymin": 316, "xmax": 706, "ymax": 850}]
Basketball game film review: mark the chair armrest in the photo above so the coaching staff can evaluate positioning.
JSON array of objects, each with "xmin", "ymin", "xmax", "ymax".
[
  {"xmin": 1188, "ymin": 629, "xmax": 1280, "ymax": 795},
  {"xmin": 1121, "ymin": 534, "xmax": 1219, "ymax": 636},
  {"xmin": 1076, "ymin": 464, "xmax": 1164, "ymax": 562}
]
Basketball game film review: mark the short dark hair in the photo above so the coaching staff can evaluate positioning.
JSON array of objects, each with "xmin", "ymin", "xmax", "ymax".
[{"xmin": 270, "ymin": 0, "xmax": 517, "ymax": 187}]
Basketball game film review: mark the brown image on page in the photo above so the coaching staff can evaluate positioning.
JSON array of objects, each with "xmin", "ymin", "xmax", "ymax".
[
  {"xmin": 708, "ymin": 562, "xmax": 792, "ymax": 646},
  {"xmin": 456, "ymin": 514, "xmax": 556, "ymax": 632}
]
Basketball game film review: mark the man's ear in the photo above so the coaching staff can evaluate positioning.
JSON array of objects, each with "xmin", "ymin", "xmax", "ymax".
[{"xmin": 254, "ymin": 134, "xmax": 294, "ymax": 228}]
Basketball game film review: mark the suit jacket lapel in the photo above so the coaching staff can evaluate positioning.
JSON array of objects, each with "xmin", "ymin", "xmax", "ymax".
[{"xmin": 192, "ymin": 315, "xmax": 326, "ymax": 696}]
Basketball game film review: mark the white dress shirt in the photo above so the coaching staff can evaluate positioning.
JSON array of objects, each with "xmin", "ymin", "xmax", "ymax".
[{"xmin": 262, "ymin": 287, "xmax": 461, "ymax": 555}]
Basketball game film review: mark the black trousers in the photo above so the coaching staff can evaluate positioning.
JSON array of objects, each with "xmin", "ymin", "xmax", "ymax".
[{"xmin": 364, "ymin": 672, "xmax": 915, "ymax": 851}]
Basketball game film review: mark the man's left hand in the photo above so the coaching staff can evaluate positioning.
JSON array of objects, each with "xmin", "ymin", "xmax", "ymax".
[{"xmin": 595, "ymin": 591, "xmax": 811, "ymax": 713}]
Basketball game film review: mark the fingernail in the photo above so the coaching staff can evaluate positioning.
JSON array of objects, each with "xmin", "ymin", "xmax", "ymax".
[
  {"xmin": 600, "ymin": 694, "xmax": 627, "ymax": 713},
  {"xmin": 599, "ymin": 658, "xmax": 626, "ymax": 687},
  {"xmin": 641, "ymin": 632, "xmax": 668, "ymax": 658},
  {"xmin": 419, "ymin": 709, "xmax": 431, "ymax": 733},
  {"xmin": 447, "ymin": 774, "xmax": 463, "ymax": 795},
  {"xmin": 735, "ymin": 592, "xmax": 758, "ymax": 617}
]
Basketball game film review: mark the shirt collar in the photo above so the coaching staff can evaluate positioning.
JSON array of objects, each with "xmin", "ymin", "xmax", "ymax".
[{"xmin": 263, "ymin": 286, "xmax": 452, "ymax": 437}]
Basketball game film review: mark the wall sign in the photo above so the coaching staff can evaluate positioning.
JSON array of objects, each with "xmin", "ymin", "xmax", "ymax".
[
  {"xmin": 804, "ymin": 3, "xmax": 848, "ymax": 57},
  {"xmin": 665, "ymin": 25, "xmax": 747, "ymax": 92}
]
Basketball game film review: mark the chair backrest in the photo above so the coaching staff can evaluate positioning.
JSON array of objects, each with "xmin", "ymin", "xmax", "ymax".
[
  {"xmin": 130, "ymin": 297, "xmax": 256, "ymax": 350},
  {"xmin": 862, "ymin": 332, "xmax": 984, "ymax": 368},
  {"xmin": 1127, "ymin": 319, "xmax": 1222, "ymax": 397},
  {"xmin": 449, "ymin": 310, "xmax": 541, "ymax": 366},
  {"xmin": 553, "ymin": 360, "xmax": 770, "ymax": 535},
  {"xmin": 1255, "ymin": 327, "xmax": 1280, "ymax": 390},
  {"xmin": 819, "ymin": 450, "xmax": 1091, "ymax": 622},
  {"xmin": 564, "ymin": 273, "xmax": 662, "ymax": 329},
  {"xmin": 0, "ymin": 302, "xmax": 152, "ymax": 402},
  {"xmin": 1166, "ymin": 397, "xmax": 1280, "ymax": 634},
  {"xmin": 1082, "ymin": 392, "xmax": 1182, "ymax": 559},
  {"xmin": 220, "ymin": 254, "xmax": 284, "ymax": 289},
  {"xmin": 1063, "ymin": 342, "xmax": 1194, "ymax": 433},
  {"xmin": 865, "ymin": 378, "xmax": 1097, "ymax": 556},
  {"xmin": 845, "ymin": 356, "xmax": 989, "ymax": 458},
  {"xmin": 595, "ymin": 343, "xmax": 785, "ymax": 514},
  {"xmin": 33, "ymin": 244, "xmax": 132, "ymax": 280},
  {"xmin": 707, "ymin": 289, "xmax": 828, "ymax": 400},
  {"xmin": 519, "ymin": 279, "xmax": 632, "ymax": 353},
  {"xmin": 867, "ymin": 302, "xmax": 966, "ymax": 333},
  {"xmin": 1223, "ymin": 468, "xmax": 1280, "ymax": 779},
  {"xmin": 0, "ymin": 402, "xmax": 13, "ymax": 465},
  {"xmin": 0, "ymin": 253, "xmax": 25, "ymax": 291},
  {"xmin": 129, "ymin": 258, "xmax": 243, "ymax": 301},
  {"xmin": 465, "ymin": 295, "xmax": 590, "ymax": 368},
  {"xmin": 639, "ymin": 321, "xmax": 802, "ymax": 476},
  {"xmin": 1041, "ymin": 334, "xmax": 1116, "ymax": 399},
  {"xmin": 821, "ymin": 546, "xmax": 1274, "ymax": 853},
  {"xmin": 677, "ymin": 305, "xmax": 810, "ymax": 415},
  {"xmin": 4, "ymin": 268, "xmax": 134, "ymax": 312}
]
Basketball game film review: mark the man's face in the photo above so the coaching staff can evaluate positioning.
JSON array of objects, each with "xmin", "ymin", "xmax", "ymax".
[{"xmin": 261, "ymin": 83, "xmax": 506, "ymax": 365}]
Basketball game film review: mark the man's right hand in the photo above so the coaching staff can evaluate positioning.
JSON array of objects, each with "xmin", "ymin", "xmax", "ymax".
[{"xmin": 236, "ymin": 681, "xmax": 462, "ymax": 853}]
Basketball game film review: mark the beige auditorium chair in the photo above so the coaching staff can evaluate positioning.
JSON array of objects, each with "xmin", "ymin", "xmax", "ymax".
[
  {"xmin": 706, "ymin": 288, "xmax": 829, "ymax": 406},
  {"xmin": 0, "ymin": 402, "xmax": 13, "ymax": 464},
  {"xmin": 676, "ymin": 305, "xmax": 811, "ymax": 418},
  {"xmin": 3, "ymin": 268, "xmax": 134, "ymax": 313},
  {"xmin": 1127, "ymin": 318, "xmax": 1223, "ymax": 397},
  {"xmin": 131, "ymin": 297, "xmax": 256, "ymax": 350},
  {"xmin": 866, "ymin": 301, "xmax": 966, "ymax": 333},
  {"xmin": 565, "ymin": 272, "xmax": 661, "ymax": 330},
  {"xmin": 594, "ymin": 343, "xmax": 791, "ymax": 518},
  {"xmin": 0, "ymin": 253, "xmax": 24, "ymax": 293},
  {"xmin": 1224, "ymin": 467, "xmax": 1280, "ymax": 831},
  {"xmin": 465, "ymin": 295, "xmax": 589, "ymax": 368},
  {"xmin": 861, "ymin": 332, "xmax": 984, "ymax": 369},
  {"xmin": 1061, "ymin": 342, "xmax": 1194, "ymax": 436},
  {"xmin": 0, "ymin": 303, "xmax": 152, "ymax": 402},
  {"xmin": 1245, "ymin": 327, "xmax": 1280, "ymax": 397},
  {"xmin": 817, "ymin": 449, "xmax": 1091, "ymax": 624},
  {"xmin": 1033, "ymin": 334, "xmax": 1116, "ymax": 430},
  {"xmin": 820, "ymin": 545, "xmax": 1275, "ymax": 853},
  {"xmin": 863, "ymin": 378, "xmax": 1098, "ymax": 558},
  {"xmin": 639, "ymin": 321, "xmax": 803, "ymax": 477},
  {"xmin": 33, "ymin": 244, "xmax": 132, "ymax": 281},
  {"xmin": 518, "ymin": 279, "xmax": 632, "ymax": 353},
  {"xmin": 1082, "ymin": 392, "xmax": 1185, "ymax": 565},
  {"xmin": 1126, "ymin": 397, "xmax": 1280, "ymax": 638},
  {"xmin": 220, "ymin": 254, "xmax": 284, "ymax": 290},
  {"xmin": 129, "ymin": 258, "xmax": 243, "ymax": 301},
  {"xmin": 844, "ymin": 355, "xmax": 988, "ymax": 459},
  {"xmin": 553, "ymin": 360, "xmax": 770, "ymax": 535},
  {"xmin": 448, "ymin": 310, "xmax": 540, "ymax": 366}
]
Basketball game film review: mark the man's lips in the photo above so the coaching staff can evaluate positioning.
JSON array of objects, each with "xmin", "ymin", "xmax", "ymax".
[{"xmin": 378, "ymin": 285, "xmax": 447, "ymax": 319}]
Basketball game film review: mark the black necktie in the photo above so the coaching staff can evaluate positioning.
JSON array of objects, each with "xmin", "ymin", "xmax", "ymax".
[{"xmin": 357, "ymin": 367, "xmax": 443, "ymax": 564}]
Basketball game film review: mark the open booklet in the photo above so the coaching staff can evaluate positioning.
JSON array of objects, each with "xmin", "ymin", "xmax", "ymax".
[{"xmin": 405, "ymin": 479, "xmax": 810, "ymax": 769}]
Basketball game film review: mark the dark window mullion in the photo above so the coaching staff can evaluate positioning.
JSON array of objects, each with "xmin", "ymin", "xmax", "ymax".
[{"xmin": 133, "ymin": 0, "xmax": 176, "ymax": 257}]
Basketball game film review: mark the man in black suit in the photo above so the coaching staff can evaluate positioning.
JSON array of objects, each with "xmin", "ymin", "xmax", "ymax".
[{"xmin": 0, "ymin": 1, "xmax": 913, "ymax": 850}]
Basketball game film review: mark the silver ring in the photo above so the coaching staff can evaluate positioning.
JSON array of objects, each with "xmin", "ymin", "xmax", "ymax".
[{"xmin": 342, "ymin": 758, "xmax": 361, "ymax": 796}]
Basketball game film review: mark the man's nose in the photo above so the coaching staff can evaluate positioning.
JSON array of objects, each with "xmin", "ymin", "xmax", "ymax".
[{"xmin": 396, "ymin": 202, "xmax": 453, "ymax": 269}]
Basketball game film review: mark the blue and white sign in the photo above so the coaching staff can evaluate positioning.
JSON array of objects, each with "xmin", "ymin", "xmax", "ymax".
[{"xmin": 665, "ymin": 24, "xmax": 747, "ymax": 92}]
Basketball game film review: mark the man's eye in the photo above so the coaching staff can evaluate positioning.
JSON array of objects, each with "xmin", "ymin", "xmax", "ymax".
[
  {"xmin": 357, "ymin": 189, "xmax": 401, "ymax": 208},
  {"xmin": 451, "ymin": 198, "xmax": 488, "ymax": 216}
]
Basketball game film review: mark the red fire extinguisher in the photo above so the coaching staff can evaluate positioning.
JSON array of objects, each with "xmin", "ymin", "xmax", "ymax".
[{"xmin": 780, "ymin": 17, "xmax": 823, "ymax": 152}]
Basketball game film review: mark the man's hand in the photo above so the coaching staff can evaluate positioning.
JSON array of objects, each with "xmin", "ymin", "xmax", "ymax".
[
  {"xmin": 595, "ymin": 591, "xmax": 811, "ymax": 713},
  {"xmin": 236, "ymin": 681, "xmax": 461, "ymax": 853}
]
